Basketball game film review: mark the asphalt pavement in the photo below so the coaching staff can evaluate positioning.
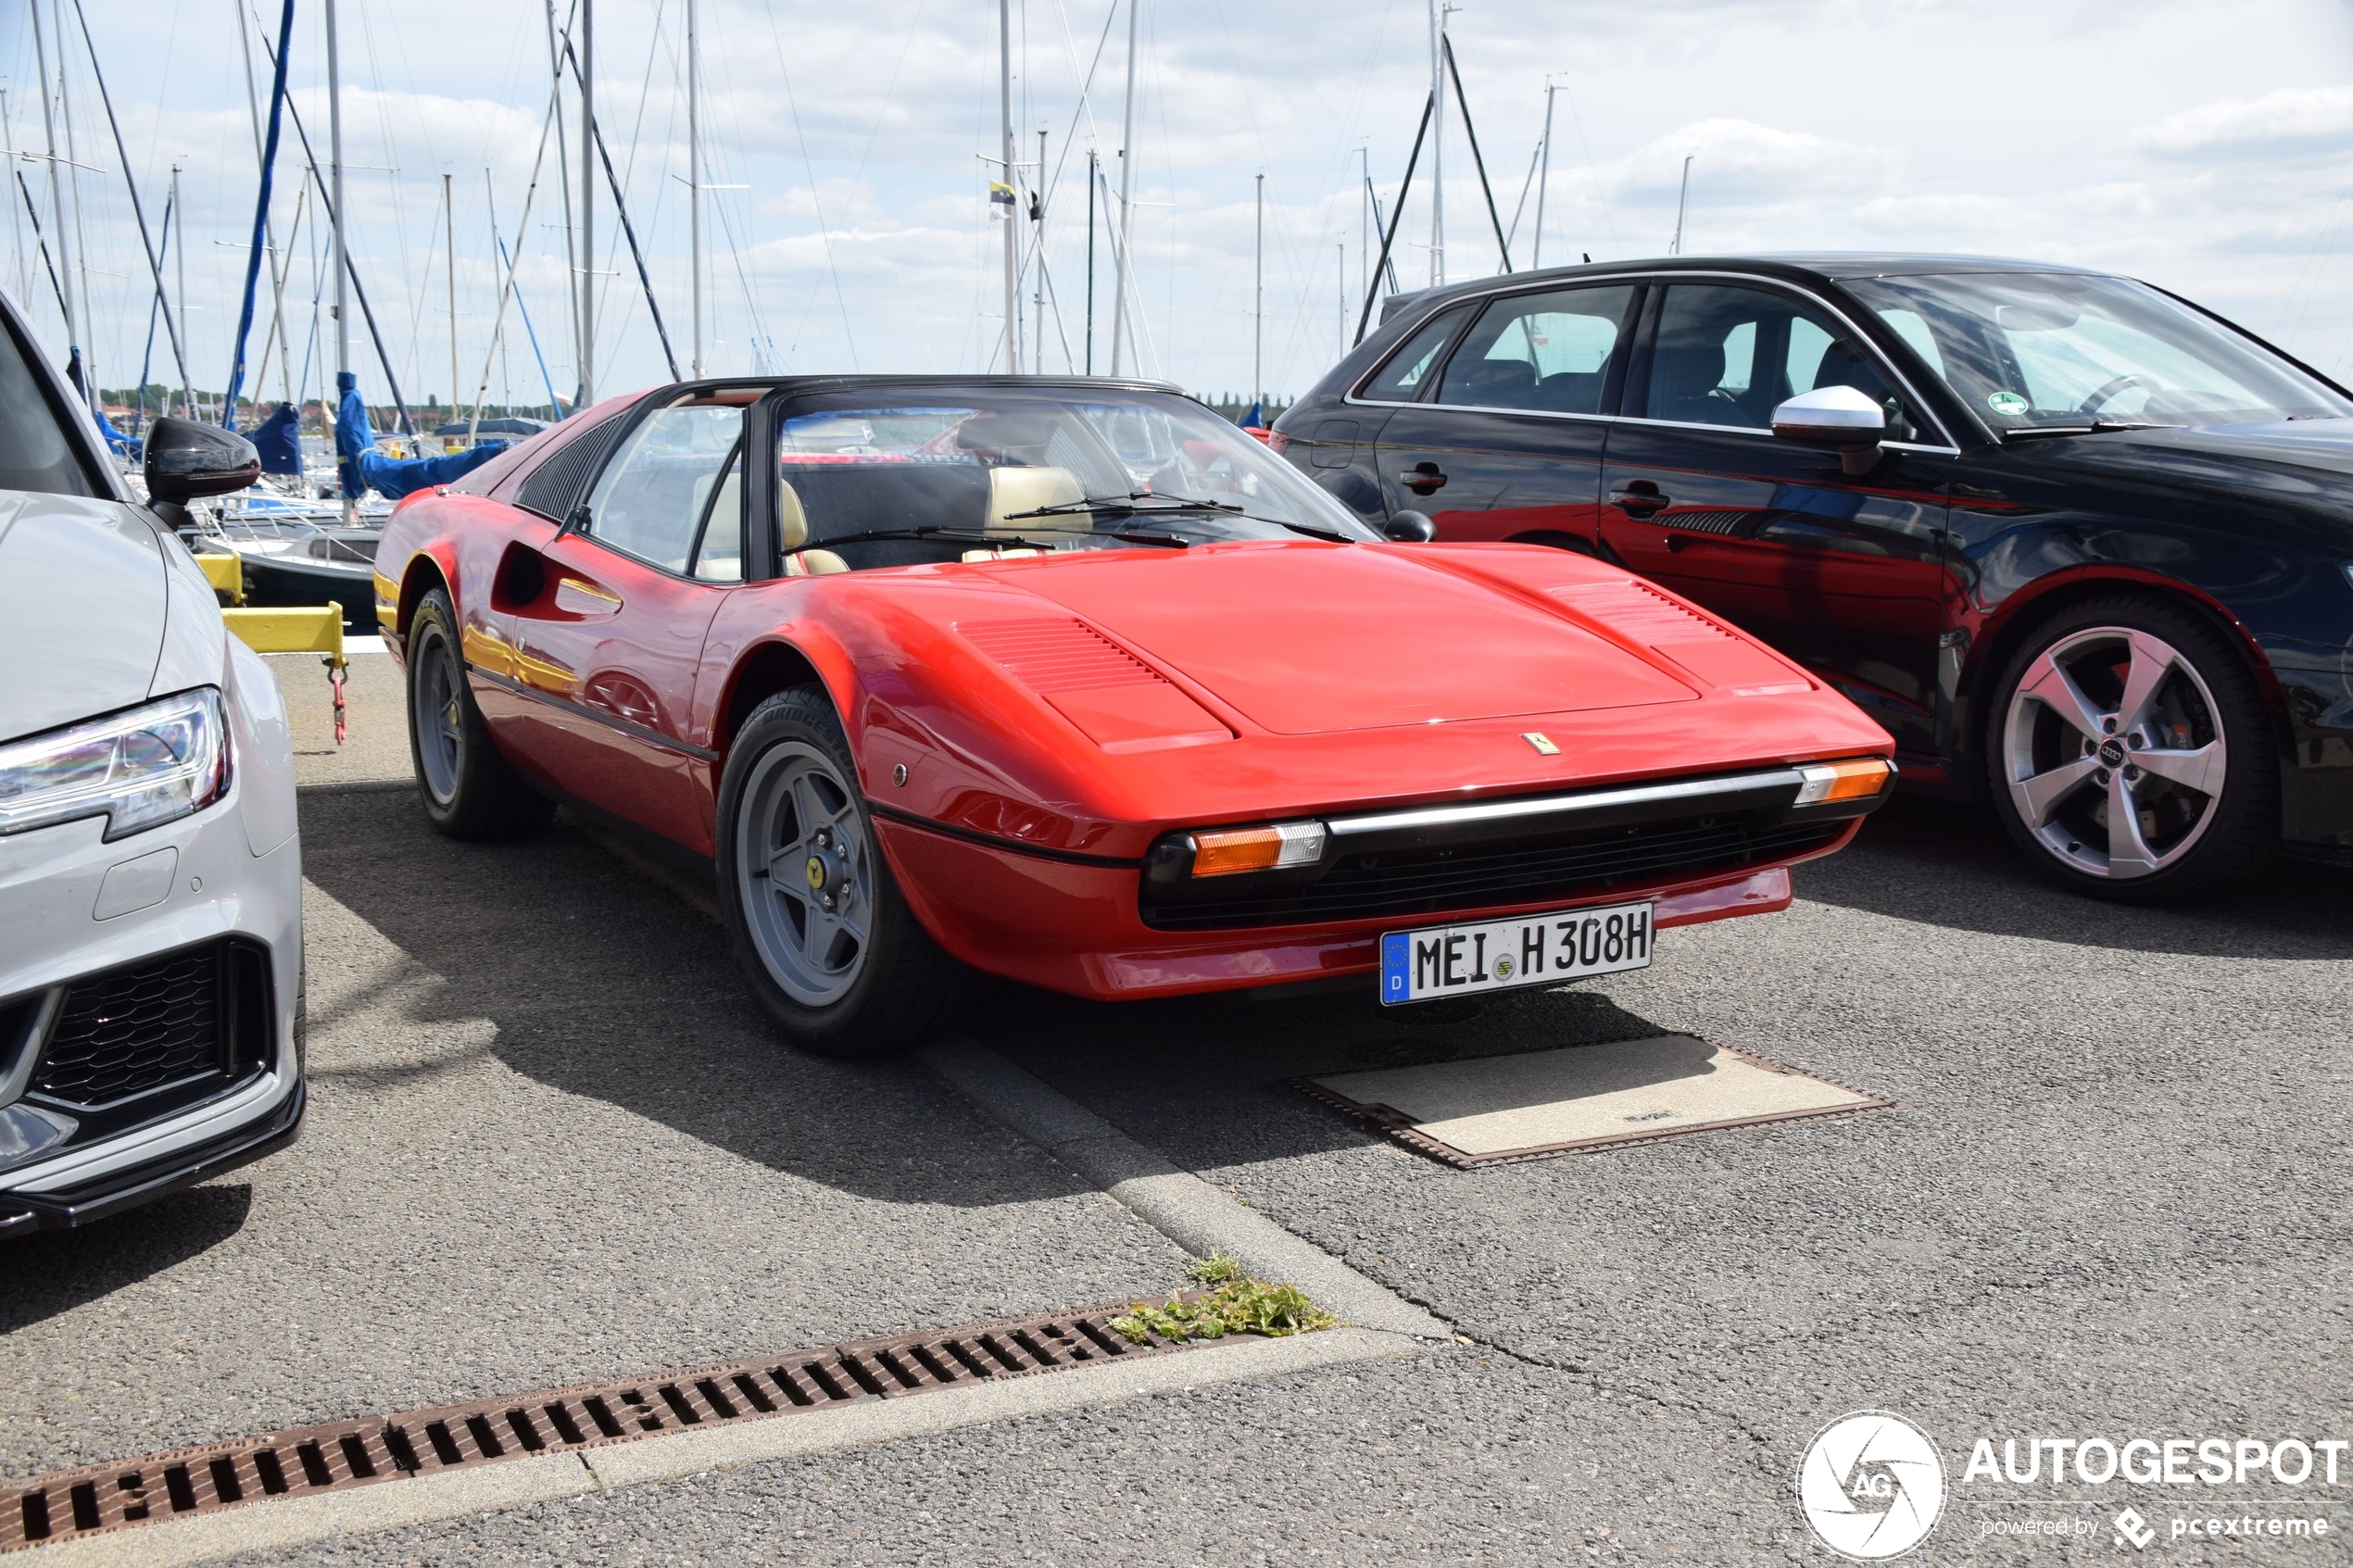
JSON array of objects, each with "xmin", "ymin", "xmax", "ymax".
[{"xmin": 6, "ymin": 653, "xmax": 2347, "ymax": 1565}]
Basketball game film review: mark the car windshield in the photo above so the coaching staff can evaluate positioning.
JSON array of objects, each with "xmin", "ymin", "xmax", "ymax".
[
  {"xmin": 1843, "ymin": 271, "xmax": 2353, "ymax": 434},
  {"xmin": 774, "ymin": 388, "xmax": 1374, "ymax": 570}
]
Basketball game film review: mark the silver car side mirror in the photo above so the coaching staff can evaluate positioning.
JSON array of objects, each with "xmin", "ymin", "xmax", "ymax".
[{"xmin": 1770, "ymin": 385, "xmax": 1887, "ymax": 476}]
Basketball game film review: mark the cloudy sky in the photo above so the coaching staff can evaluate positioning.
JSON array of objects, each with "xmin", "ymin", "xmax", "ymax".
[{"xmin": 4, "ymin": 0, "xmax": 2350, "ymax": 414}]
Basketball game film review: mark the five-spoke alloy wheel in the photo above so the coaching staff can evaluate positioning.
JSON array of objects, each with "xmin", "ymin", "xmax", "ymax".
[
  {"xmin": 1987, "ymin": 595, "xmax": 2274, "ymax": 900},
  {"xmin": 715, "ymin": 686, "xmax": 975, "ymax": 1055},
  {"xmin": 404, "ymin": 587, "xmax": 553, "ymax": 839}
]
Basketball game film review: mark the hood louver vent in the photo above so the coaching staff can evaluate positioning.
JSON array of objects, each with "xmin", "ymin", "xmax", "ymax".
[
  {"xmin": 957, "ymin": 618, "xmax": 1169, "ymax": 695},
  {"xmin": 1549, "ymin": 579, "xmax": 1730, "ymax": 640}
]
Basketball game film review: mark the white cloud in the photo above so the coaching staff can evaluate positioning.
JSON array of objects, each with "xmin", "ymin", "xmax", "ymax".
[{"xmin": 2136, "ymin": 84, "xmax": 2353, "ymax": 157}]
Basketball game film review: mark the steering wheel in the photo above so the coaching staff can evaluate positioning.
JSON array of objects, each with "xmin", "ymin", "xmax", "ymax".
[{"xmin": 2077, "ymin": 374, "xmax": 2148, "ymax": 418}]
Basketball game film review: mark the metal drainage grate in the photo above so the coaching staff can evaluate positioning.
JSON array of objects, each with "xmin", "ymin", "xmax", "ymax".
[{"xmin": 1, "ymin": 1301, "xmax": 1199, "ymax": 1552}]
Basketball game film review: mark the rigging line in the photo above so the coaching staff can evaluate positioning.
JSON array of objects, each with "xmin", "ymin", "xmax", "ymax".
[
  {"xmin": 1355, "ymin": 89, "xmax": 1431, "ymax": 345},
  {"xmin": 132, "ymin": 185, "xmax": 168, "ymax": 426},
  {"xmin": 222, "ymin": 0, "xmax": 296, "ymax": 429},
  {"xmin": 1504, "ymin": 136, "xmax": 1541, "ymax": 249},
  {"xmin": 253, "ymin": 183, "xmax": 308, "ymax": 410},
  {"xmin": 843, "ymin": 0, "xmax": 925, "ymax": 219},
  {"xmin": 1039, "ymin": 0, "xmax": 1115, "ymax": 221},
  {"xmin": 15, "ymin": 168, "xmax": 69, "ymax": 324},
  {"xmin": 352, "ymin": 0, "xmax": 422, "ymax": 395},
  {"xmin": 66, "ymin": 0, "xmax": 192, "ymax": 413},
  {"xmin": 708, "ymin": 190, "xmax": 767, "ymax": 369},
  {"xmin": 495, "ymin": 229, "xmax": 563, "ymax": 420},
  {"xmin": 582, "ymin": 0, "xmax": 666, "ymax": 362},
  {"xmin": 247, "ymin": 4, "xmax": 419, "ymax": 433},
  {"xmin": 759, "ymin": 6, "xmax": 858, "ymax": 369},
  {"xmin": 555, "ymin": 26, "xmax": 681, "ymax": 377},
  {"xmin": 466, "ymin": 67, "xmax": 563, "ymax": 438},
  {"xmin": 1442, "ymin": 34, "xmax": 1512, "ymax": 273},
  {"xmin": 1558, "ymin": 77, "xmax": 1616, "ymax": 247}
]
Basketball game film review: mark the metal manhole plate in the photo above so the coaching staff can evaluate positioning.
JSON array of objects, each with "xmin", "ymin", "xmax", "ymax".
[
  {"xmin": 1294, "ymin": 1034, "xmax": 1893, "ymax": 1167},
  {"xmin": 0, "ymin": 1300, "xmax": 1208, "ymax": 1552}
]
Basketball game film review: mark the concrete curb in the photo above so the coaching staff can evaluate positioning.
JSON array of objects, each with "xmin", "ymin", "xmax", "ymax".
[
  {"xmin": 919, "ymin": 1038, "xmax": 1454, "ymax": 1342},
  {"xmin": 31, "ymin": 1330, "xmax": 1427, "ymax": 1566}
]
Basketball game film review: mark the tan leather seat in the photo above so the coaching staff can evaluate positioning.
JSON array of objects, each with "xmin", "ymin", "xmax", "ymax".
[
  {"xmin": 775, "ymin": 479, "xmax": 850, "ymax": 575},
  {"xmin": 986, "ymin": 465, "xmax": 1087, "ymax": 533}
]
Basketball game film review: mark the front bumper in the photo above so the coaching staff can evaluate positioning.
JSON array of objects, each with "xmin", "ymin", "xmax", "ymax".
[
  {"xmin": 878, "ymin": 815, "xmax": 1857, "ymax": 1000},
  {"xmin": 0, "ymin": 708, "xmax": 306, "ymax": 1231},
  {"xmin": 0, "ymin": 1076, "xmax": 303, "ymax": 1236}
]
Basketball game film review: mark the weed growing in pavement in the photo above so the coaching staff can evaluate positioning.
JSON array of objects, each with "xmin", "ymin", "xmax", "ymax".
[{"xmin": 1110, "ymin": 1255, "xmax": 1337, "ymax": 1344}]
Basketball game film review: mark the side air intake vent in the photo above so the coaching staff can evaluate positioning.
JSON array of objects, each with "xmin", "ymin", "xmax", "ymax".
[{"xmin": 514, "ymin": 413, "xmax": 629, "ymax": 523}]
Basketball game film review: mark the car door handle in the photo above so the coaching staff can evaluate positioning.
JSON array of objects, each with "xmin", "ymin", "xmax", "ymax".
[
  {"xmin": 1610, "ymin": 482, "xmax": 1670, "ymax": 519},
  {"xmin": 1398, "ymin": 461, "xmax": 1449, "ymax": 495}
]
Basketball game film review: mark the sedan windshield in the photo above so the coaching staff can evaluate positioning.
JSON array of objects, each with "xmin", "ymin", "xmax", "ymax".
[
  {"xmin": 774, "ymin": 388, "xmax": 1374, "ymax": 571},
  {"xmin": 1843, "ymin": 271, "xmax": 2353, "ymax": 434}
]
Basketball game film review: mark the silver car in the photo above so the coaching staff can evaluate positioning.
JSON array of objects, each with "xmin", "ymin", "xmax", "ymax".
[{"xmin": 0, "ymin": 290, "xmax": 305, "ymax": 1236}]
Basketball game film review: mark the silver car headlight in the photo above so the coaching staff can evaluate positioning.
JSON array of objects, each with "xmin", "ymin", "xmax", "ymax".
[{"xmin": 0, "ymin": 687, "xmax": 231, "ymax": 840}]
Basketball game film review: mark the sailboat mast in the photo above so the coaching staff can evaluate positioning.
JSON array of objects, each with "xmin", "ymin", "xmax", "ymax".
[
  {"xmin": 1109, "ymin": 0, "xmax": 1139, "ymax": 376},
  {"xmin": 1533, "ymin": 82, "xmax": 1556, "ymax": 270},
  {"xmin": 323, "ymin": 0, "xmax": 352, "ymax": 512},
  {"xmin": 1084, "ymin": 149, "xmax": 1094, "ymax": 375},
  {"xmin": 26, "ymin": 1, "xmax": 76, "ymax": 391},
  {"xmin": 1427, "ymin": 0, "xmax": 1444, "ymax": 288},
  {"xmin": 687, "ymin": 0, "xmax": 701, "ymax": 378},
  {"xmin": 1252, "ymin": 171, "xmax": 1262, "ymax": 408},
  {"xmin": 445, "ymin": 173, "xmax": 457, "ymax": 414},
  {"xmin": 541, "ymin": 0, "xmax": 580, "ymax": 405},
  {"xmin": 53, "ymin": 0, "xmax": 96, "ymax": 409},
  {"xmin": 1670, "ymin": 155, "xmax": 1691, "ymax": 256},
  {"xmin": 1034, "ymin": 128, "xmax": 1046, "ymax": 372},
  {"xmin": 997, "ymin": 0, "xmax": 1017, "ymax": 373},
  {"xmin": 171, "ymin": 164, "xmax": 187, "ymax": 416},
  {"xmin": 578, "ymin": 0, "xmax": 595, "ymax": 406}
]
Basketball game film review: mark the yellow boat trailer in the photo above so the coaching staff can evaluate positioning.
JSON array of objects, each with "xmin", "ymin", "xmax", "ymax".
[{"xmin": 194, "ymin": 551, "xmax": 350, "ymax": 744}]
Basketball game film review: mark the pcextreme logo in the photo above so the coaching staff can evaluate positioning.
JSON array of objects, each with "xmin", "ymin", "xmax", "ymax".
[{"xmin": 1797, "ymin": 1411, "xmax": 1948, "ymax": 1560}]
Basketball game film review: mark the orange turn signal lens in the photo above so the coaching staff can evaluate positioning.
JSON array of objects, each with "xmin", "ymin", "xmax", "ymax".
[
  {"xmin": 1794, "ymin": 757, "xmax": 1893, "ymax": 805},
  {"xmin": 1189, "ymin": 822, "xmax": 1327, "ymax": 877}
]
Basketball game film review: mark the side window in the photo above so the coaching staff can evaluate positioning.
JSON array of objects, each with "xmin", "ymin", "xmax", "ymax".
[
  {"xmin": 1435, "ymin": 285, "xmax": 1635, "ymax": 414},
  {"xmin": 1361, "ymin": 305, "xmax": 1473, "ymax": 400},
  {"xmin": 1646, "ymin": 283, "xmax": 1910, "ymax": 435},
  {"xmin": 579, "ymin": 405, "xmax": 742, "ymax": 573},
  {"xmin": 0, "ymin": 314, "xmax": 95, "ymax": 496},
  {"xmin": 688, "ymin": 446, "xmax": 744, "ymax": 582}
]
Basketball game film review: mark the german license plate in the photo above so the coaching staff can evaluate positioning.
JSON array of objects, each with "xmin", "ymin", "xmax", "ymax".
[{"xmin": 1378, "ymin": 899, "xmax": 1655, "ymax": 1005}]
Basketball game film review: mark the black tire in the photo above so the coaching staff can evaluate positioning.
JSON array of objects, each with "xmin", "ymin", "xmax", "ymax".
[
  {"xmin": 714, "ymin": 686, "xmax": 977, "ymax": 1056},
  {"xmin": 404, "ymin": 587, "xmax": 554, "ymax": 840},
  {"xmin": 1983, "ymin": 592, "xmax": 2276, "ymax": 901}
]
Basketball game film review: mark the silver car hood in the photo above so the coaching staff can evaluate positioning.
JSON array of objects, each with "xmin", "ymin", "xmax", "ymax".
[{"xmin": 0, "ymin": 493, "xmax": 169, "ymax": 744}]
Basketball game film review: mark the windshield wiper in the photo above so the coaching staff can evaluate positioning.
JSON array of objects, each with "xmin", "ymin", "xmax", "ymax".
[
  {"xmin": 1000, "ymin": 491, "xmax": 1245, "ymax": 521},
  {"xmin": 2001, "ymin": 420, "xmax": 2181, "ymax": 441},
  {"xmin": 807, "ymin": 525, "xmax": 1077, "ymax": 551},
  {"xmin": 1269, "ymin": 518, "xmax": 1353, "ymax": 542},
  {"xmin": 1105, "ymin": 530, "xmax": 1189, "ymax": 548}
]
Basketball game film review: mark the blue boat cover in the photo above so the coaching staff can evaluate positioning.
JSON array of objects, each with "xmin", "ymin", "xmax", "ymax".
[
  {"xmin": 251, "ymin": 403, "xmax": 302, "ymax": 475},
  {"xmin": 94, "ymin": 408, "xmax": 141, "ymax": 458},
  {"xmin": 335, "ymin": 370, "xmax": 508, "ymax": 499}
]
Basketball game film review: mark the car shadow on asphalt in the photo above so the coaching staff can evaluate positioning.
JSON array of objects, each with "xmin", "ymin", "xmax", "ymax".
[
  {"xmin": 1797, "ymin": 796, "xmax": 2353, "ymax": 960},
  {"xmin": 295, "ymin": 787, "xmax": 1347, "ymax": 1207},
  {"xmin": 1, "ymin": 1186, "xmax": 255, "ymax": 1333}
]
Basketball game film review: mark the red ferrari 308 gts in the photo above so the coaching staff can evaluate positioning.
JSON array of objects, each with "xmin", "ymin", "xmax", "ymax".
[{"xmin": 373, "ymin": 377, "xmax": 1894, "ymax": 1055}]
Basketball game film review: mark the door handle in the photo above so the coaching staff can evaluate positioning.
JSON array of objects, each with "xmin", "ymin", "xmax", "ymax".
[
  {"xmin": 1398, "ymin": 461, "xmax": 1449, "ymax": 495},
  {"xmin": 1610, "ymin": 482, "xmax": 1670, "ymax": 519}
]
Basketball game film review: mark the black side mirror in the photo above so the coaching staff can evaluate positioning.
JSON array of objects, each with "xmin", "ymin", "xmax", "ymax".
[
  {"xmin": 1383, "ymin": 510, "xmax": 1438, "ymax": 543},
  {"xmin": 145, "ymin": 417, "xmax": 260, "ymax": 506}
]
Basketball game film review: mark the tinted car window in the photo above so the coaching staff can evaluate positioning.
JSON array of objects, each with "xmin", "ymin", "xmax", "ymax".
[
  {"xmin": 0, "ymin": 316, "xmax": 94, "ymax": 496},
  {"xmin": 1646, "ymin": 283, "xmax": 1909, "ymax": 435},
  {"xmin": 1362, "ymin": 306, "xmax": 1472, "ymax": 400},
  {"xmin": 1436, "ymin": 285, "xmax": 1635, "ymax": 414},
  {"xmin": 1844, "ymin": 271, "xmax": 2353, "ymax": 432},
  {"xmin": 582, "ymin": 404, "xmax": 742, "ymax": 572}
]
